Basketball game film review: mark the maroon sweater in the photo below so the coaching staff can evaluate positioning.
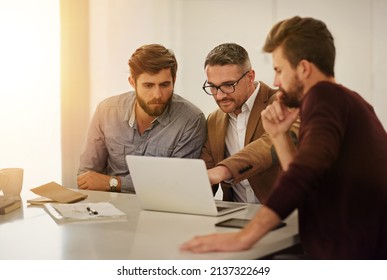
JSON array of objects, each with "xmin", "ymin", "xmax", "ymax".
[{"xmin": 266, "ymin": 82, "xmax": 387, "ymax": 259}]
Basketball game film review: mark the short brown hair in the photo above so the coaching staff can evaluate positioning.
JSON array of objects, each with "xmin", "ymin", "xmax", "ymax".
[
  {"xmin": 263, "ymin": 16, "xmax": 335, "ymax": 77},
  {"xmin": 128, "ymin": 44, "xmax": 178, "ymax": 81}
]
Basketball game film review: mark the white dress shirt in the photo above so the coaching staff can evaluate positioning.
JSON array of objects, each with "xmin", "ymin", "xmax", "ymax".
[{"xmin": 225, "ymin": 82, "xmax": 261, "ymax": 204}]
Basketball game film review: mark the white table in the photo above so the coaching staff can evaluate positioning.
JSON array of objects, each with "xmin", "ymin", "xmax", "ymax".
[{"xmin": 0, "ymin": 189, "xmax": 299, "ymax": 260}]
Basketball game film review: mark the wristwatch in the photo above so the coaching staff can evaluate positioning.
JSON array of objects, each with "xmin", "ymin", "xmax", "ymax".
[{"xmin": 109, "ymin": 176, "xmax": 118, "ymax": 192}]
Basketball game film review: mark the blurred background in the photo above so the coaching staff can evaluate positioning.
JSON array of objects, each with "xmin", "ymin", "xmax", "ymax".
[{"xmin": 1, "ymin": 0, "xmax": 386, "ymax": 190}]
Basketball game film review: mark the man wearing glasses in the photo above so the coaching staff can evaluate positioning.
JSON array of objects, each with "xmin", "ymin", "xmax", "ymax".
[{"xmin": 201, "ymin": 43, "xmax": 299, "ymax": 204}]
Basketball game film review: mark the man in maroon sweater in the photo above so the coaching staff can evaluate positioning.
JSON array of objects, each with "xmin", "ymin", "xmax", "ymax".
[{"xmin": 181, "ymin": 16, "xmax": 387, "ymax": 259}]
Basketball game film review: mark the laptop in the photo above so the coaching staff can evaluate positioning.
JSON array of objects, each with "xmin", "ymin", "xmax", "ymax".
[{"xmin": 125, "ymin": 155, "xmax": 247, "ymax": 216}]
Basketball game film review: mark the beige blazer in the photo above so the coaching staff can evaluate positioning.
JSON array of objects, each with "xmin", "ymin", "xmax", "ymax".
[{"xmin": 201, "ymin": 81, "xmax": 300, "ymax": 203}]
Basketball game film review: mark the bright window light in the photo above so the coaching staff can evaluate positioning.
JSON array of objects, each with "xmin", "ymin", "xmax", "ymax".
[{"xmin": 0, "ymin": 0, "xmax": 61, "ymax": 190}]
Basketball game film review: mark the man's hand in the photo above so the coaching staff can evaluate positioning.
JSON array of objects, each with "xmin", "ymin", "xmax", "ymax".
[
  {"xmin": 261, "ymin": 92, "xmax": 300, "ymax": 139},
  {"xmin": 180, "ymin": 231, "xmax": 252, "ymax": 253},
  {"xmin": 261, "ymin": 92, "xmax": 299, "ymax": 171},
  {"xmin": 207, "ymin": 165, "xmax": 232, "ymax": 185},
  {"xmin": 180, "ymin": 206, "xmax": 280, "ymax": 253},
  {"xmin": 77, "ymin": 171, "xmax": 110, "ymax": 191}
]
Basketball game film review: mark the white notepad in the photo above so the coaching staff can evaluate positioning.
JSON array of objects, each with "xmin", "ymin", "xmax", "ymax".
[{"xmin": 44, "ymin": 202, "xmax": 126, "ymax": 223}]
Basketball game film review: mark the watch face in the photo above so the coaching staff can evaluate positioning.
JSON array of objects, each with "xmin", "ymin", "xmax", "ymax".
[{"xmin": 109, "ymin": 177, "xmax": 118, "ymax": 187}]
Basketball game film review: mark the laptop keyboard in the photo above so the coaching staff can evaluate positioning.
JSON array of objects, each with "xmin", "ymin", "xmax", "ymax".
[{"xmin": 216, "ymin": 206, "xmax": 229, "ymax": 212}]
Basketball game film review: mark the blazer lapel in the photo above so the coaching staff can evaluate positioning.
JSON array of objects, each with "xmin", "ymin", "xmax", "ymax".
[
  {"xmin": 215, "ymin": 112, "xmax": 228, "ymax": 161},
  {"xmin": 245, "ymin": 82, "xmax": 271, "ymax": 144}
]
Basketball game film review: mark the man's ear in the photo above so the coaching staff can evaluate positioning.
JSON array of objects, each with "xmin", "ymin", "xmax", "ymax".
[
  {"xmin": 298, "ymin": 59, "xmax": 312, "ymax": 79},
  {"xmin": 129, "ymin": 76, "xmax": 135, "ymax": 88},
  {"xmin": 248, "ymin": 70, "xmax": 255, "ymax": 84}
]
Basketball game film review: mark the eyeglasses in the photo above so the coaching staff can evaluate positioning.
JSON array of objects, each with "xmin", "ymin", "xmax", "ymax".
[{"xmin": 202, "ymin": 71, "xmax": 250, "ymax": 96}]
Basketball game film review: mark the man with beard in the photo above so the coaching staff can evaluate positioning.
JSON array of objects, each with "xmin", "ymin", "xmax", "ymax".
[
  {"xmin": 77, "ymin": 44, "xmax": 206, "ymax": 193},
  {"xmin": 181, "ymin": 17, "xmax": 387, "ymax": 259},
  {"xmin": 200, "ymin": 43, "xmax": 299, "ymax": 204}
]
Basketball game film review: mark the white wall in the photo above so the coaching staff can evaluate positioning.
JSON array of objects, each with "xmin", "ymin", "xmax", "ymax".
[
  {"xmin": 0, "ymin": 0, "xmax": 61, "ymax": 190},
  {"xmin": 372, "ymin": 0, "xmax": 387, "ymax": 125},
  {"xmin": 88, "ymin": 0, "xmax": 387, "ymax": 128}
]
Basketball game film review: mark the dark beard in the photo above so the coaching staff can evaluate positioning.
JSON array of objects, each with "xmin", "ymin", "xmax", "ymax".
[
  {"xmin": 279, "ymin": 82, "xmax": 303, "ymax": 108},
  {"xmin": 281, "ymin": 91, "xmax": 301, "ymax": 108},
  {"xmin": 136, "ymin": 94, "xmax": 173, "ymax": 117}
]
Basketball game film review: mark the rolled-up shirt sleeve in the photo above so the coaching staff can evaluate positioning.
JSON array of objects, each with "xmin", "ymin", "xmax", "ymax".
[{"xmin": 78, "ymin": 103, "xmax": 108, "ymax": 175}]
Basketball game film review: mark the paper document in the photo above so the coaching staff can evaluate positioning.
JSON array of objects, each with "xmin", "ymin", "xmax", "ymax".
[{"xmin": 44, "ymin": 202, "xmax": 126, "ymax": 223}]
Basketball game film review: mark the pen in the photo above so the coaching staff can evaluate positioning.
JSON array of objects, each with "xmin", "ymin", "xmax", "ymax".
[{"xmin": 86, "ymin": 206, "xmax": 98, "ymax": 215}]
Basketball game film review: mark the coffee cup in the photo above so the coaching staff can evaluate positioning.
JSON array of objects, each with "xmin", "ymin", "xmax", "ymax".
[{"xmin": 0, "ymin": 168, "xmax": 24, "ymax": 195}]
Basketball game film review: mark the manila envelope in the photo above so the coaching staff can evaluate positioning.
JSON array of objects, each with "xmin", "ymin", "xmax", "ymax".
[{"xmin": 29, "ymin": 181, "xmax": 87, "ymax": 204}]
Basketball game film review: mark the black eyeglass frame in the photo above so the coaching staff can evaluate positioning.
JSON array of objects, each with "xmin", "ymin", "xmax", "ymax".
[{"xmin": 202, "ymin": 70, "xmax": 250, "ymax": 96}]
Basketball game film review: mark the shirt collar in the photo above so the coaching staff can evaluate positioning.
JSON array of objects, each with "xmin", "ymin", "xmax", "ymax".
[
  {"xmin": 128, "ymin": 100, "xmax": 136, "ymax": 127},
  {"xmin": 228, "ymin": 81, "xmax": 260, "ymax": 118},
  {"xmin": 245, "ymin": 81, "xmax": 260, "ymax": 111}
]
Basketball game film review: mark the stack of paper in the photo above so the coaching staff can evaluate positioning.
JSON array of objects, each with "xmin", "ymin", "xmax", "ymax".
[{"xmin": 44, "ymin": 202, "xmax": 127, "ymax": 223}]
